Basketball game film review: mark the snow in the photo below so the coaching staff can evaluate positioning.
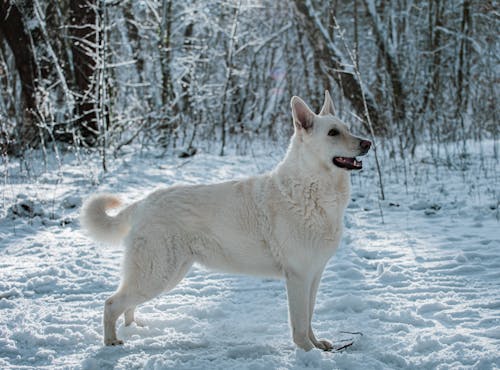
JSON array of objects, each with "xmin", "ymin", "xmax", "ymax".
[{"xmin": 1, "ymin": 141, "xmax": 499, "ymax": 369}]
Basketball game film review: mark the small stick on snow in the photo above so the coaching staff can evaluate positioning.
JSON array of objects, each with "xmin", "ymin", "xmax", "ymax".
[
  {"xmin": 339, "ymin": 331, "xmax": 364, "ymax": 336},
  {"xmin": 328, "ymin": 341, "xmax": 354, "ymax": 352}
]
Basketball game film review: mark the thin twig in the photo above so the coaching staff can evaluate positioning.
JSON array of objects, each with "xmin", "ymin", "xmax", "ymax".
[
  {"xmin": 331, "ymin": 17, "xmax": 386, "ymax": 228},
  {"xmin": 339, "ymin": 331, "xmax": 364, "ymax": 336}
]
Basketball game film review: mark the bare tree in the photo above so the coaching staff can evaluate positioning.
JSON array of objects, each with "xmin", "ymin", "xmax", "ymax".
[
  {"xmin": 293, "ymin": 0, "xmax": 385, "ymax": 135},
  {"xmin": 69, "ymin": 0, "xmax": 102, "ymax": 146},
  {"xmin": 0, "ymin": 0, "xmax": 497, "ymax": 158},
  {"xmin": 363, "ymin": 0, "xmax": 406, "ymax": 123},
  {"xmin": 0, "ymin": 0, "xmax": 45, "ymax": 150},
  {"xmin": 219, "ymin": 0, "xmax": 241, "ymax": 156}
]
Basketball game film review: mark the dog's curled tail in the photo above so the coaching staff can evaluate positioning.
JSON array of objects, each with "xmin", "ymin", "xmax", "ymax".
[{"xmin": 80, "ymin": 193, "xmax": 135, "ymax": 245}]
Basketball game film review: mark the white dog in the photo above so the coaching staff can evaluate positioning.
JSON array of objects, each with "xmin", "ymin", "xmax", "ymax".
[{"xmin": 81, "ymin": 91, "xmax": 371, "ymax": 351}]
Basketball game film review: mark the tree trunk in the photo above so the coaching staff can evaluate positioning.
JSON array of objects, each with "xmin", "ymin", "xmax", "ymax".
[
  {"xmin": 122, "ymin": 2, "xmax": 144, "ymax": 76},
  {"xmin": 69, "ymin": 0, "xmax": 99, "ymax": 146},
  {"xmin": 0, "ymin": 0, "xmax": 42, "ymax": 149},
  {"xmin": 180, "ymin": 22, "xmax": 194, "ymax": 111},
  {"xmin": 160, "ymin": 0, "xmax": 174, "ymax": 108},
  {"xmin": 456, "ymin": 0, "xmax": 471, "ymax": 115},
  {"xmin": 219, "ymin": 0, "xmax": 240, "ymax": 155},
  {"xmin": 363, "ymin": 0, "xmax": 406, "ymax": 123},
  {"xmin": 158, "ymin": 0, "xmax": 177, "ymax": 147},
  {"xmin": 293, "ymin": 0, "xmax": 385, "ymax": 135}
]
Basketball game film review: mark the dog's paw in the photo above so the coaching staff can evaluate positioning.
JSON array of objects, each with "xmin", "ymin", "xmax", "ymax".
[
  {"xmin": 105, "ymin": 339, "xmax": 124, "ymax": 346},
  {"xmin": 294, "ymin": 337, "xmax": 315, "ymax": 351},
  {"xmin": 314, "ymin": 339, "xmax": 333, "ymax": 351}
]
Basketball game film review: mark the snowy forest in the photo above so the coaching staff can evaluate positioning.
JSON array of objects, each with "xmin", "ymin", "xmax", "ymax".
[
  {"xmin": 1, "ymin": 0, "xmax": 497, "ymax": 157},
  {"xmin": 1, "ymin": 0, "xmax": 499, "ymax": 369}
]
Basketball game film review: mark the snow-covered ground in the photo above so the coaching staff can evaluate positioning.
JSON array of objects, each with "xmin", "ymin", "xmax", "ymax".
[{"xmin": 1, "ymin": 141, "xmax": 499, "ymax": 369}]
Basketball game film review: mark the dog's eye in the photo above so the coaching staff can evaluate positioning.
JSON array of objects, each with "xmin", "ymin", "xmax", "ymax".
[{"xmin": 328, "ymin": 128, "xmax": 339, "ymax": 137}]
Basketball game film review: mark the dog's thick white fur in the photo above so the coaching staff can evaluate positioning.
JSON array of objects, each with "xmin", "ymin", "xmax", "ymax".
[{"xmin": 81, "ymin": 91, "xmax": 371, "ymax": 351}]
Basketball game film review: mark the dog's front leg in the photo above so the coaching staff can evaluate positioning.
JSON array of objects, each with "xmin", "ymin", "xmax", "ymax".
[
  {"xmin": 286, "ymin": 274, "xmax": 315, "ymax": 351},
  {"xmin": 308, "ymin": 274, "xmax": 334, "ymax": 351}
]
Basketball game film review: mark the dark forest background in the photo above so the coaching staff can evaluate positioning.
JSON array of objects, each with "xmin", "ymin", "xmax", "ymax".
[{"xmin": 0, "ymin": 0, "xmax": 498, "ymax": 160}]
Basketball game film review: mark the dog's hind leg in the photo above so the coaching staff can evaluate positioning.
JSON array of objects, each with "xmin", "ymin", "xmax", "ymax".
[
  {"xmin": 124, "ymin": 307, "xmax": 143, "ymax": 327},
  {"xmin": 104, "ymin": 233, "xmax": 194, "ymax": 346},
  {"xmin": 104, "ymin": 263, "xmax": 193, "ymax": 344},
  {"xmin": 104, "ymin": 288, "xmax": 147, "ymax": 346}
]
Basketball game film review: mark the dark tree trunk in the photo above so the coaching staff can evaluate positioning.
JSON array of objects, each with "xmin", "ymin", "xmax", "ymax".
[
  {"xmin": 160, "ymin": 0, "xmax": 174, "ymax": 108},
  {"xmin": 180, "ymin": 22, "xmax": 194, "ymax": 111},
  {"xmin": 122, "ymin": 2, "xmax": 144, "ymax": 76},
  {"xmin": 430, "ymin": 1, "xmax": 444, "ymax": 114},
  {"xmin": 293, "ymin": 0, "xmax": 385, "ymax": 135},
  {"xmin": 69, "ymin": 0, "xmax": 99, "ymax": 146},
  {"xmin": 363, "ymin": 0, "xmax": 406, "ymax": 123},
  {"xmin": 158, "ymin": 0, "xmax": 177, "ymax": 147},
  {"xmin": 0, "ymin": 0, "xmax": 41, "ymax": 149},
  {"xmin": 456, "ymin": 0, "xmax": 471, "ymax": 114},
  {"xmin": 421, "ymin": 0, "xmax": 444, "ymax": 118}
]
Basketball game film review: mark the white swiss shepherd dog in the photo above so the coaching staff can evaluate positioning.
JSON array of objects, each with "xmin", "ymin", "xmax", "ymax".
[{"xmin": 81, "ymin": 91, "xmax": 371, "ymax": 351}]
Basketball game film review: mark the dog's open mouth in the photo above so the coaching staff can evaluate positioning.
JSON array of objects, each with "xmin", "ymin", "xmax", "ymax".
[{"xmin": 333, "ymin": 157, "xmax": 363, "ymax": 170}]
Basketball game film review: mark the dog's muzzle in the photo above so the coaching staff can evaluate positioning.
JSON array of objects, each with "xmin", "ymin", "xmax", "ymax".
[{"xmin": 333, "ymin": 139, "xmax": 371, "ymax": 170}]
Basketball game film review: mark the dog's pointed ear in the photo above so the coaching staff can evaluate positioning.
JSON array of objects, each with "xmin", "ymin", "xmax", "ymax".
[
  {"xmin": 291, "ymin": 96, "xmax": 314, "ymax": 132},
  {"xmin": 319, "ymin": 90, "xmax": 336, "ymax": 116}
]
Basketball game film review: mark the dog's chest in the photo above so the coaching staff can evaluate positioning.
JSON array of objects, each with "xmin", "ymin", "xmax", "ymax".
[
  {"xmin": 281, "ymin": 186, "xmax": 349, "ymax": 245},
  {"xmin": 271, "ymin": 196, "xmax": 346, "ymax": 272},
  {"xmin": 308, "ymin": 196, "xmax": 346, "ymax": 243}
]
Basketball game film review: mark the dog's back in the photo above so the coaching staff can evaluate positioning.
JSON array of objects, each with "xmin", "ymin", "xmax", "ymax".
[{"xmin": 132, "ymin": 177, "xmax": 284, "ymax": 277}]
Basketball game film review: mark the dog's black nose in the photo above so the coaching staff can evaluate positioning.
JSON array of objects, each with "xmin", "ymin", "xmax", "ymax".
[{"xmin": 360, "ymin": 140, "xmax": 371, "ymax": 151}]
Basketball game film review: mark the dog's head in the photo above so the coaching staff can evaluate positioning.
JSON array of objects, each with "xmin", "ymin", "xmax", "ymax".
[{"xmin": 291, "ymin": 91, "xmax": 371, "ymax": 171}]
